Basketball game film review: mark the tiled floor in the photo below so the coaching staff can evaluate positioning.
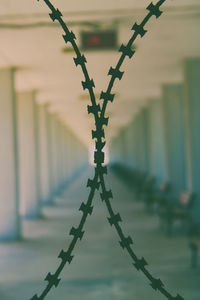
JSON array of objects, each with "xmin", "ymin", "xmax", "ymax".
[{"xmin": 0, "ymin": 168, "xmax": 199, "ymax": 300}]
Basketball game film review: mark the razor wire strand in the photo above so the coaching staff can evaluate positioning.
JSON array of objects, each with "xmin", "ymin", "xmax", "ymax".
[
  {"xmin": 92, "ymin": 0, "xmax": 184, "ymax": 298},
  {"xmin": 30, "ymin": 168, "xmax": 100, "ymax": 300},
  {"xmin": 31, "ymin": 0, "xmax": 103, "ymax": 298},
  {"xmin": 31, "ymin": 0, "xmax": 184, "ymax": 299}
]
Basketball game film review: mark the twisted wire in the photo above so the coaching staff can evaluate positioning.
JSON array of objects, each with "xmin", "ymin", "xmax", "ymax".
[{"xmin": 31, "ymin": 1, "xmax": 184, "ymax": 299}]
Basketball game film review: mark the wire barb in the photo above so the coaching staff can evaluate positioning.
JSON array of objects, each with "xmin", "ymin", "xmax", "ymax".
[
  {"xmin": 108, "ymin": 213, "xmax": 122, "ymax": 226},
  {"xmin": 100, "ymin": 91, "xmax": 115, "ymax": 103},
  {"xmin": 108, "ymin": 67, "xmax": 124, "ymax": 80},
  {"xmin": 58, "ymin": 249, "xmax": 74, "ymax": 264},
  {"xmin": 119, "ymin": 44, "xmax": 135, "ymax": 59},
  {"xmin": 45, "ymin": 273, "xmax": 60, "ymax": 288},
  {"xmin": 133, "ymin": 257, "xmax": 148, "ymax": 271}
]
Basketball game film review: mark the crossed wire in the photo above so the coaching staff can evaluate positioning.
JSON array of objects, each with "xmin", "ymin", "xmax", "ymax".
[{"xmin": 31, "ymin": 0, "xmax": 184, "ymax": 299}]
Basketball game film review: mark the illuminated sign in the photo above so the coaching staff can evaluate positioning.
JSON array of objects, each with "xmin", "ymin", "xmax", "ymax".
[{"xmin": 81, "ymin": 30, "xmax": 118, "ymax": 51}]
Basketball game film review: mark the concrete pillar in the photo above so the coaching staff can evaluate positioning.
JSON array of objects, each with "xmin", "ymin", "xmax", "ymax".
[
  {"xmin": 121, "ymin": 129, "xmax": 128, "ymax": 167},
  {"xmin": 45, "ymin": 110, "xmax": 54, "ymax": 202},
  {"xmin": 148, "ymin": 99, "xmax": 167, "ymax": 186},
  {"xmin": 55, "ymin": 119, "xmax": 61, "ymax": 190},
  {"xmin": 81, "ymin": 142, "xmax": 88, "ymax": 167},
  {"xmin": 70, "ymin": 131, "xmax": 77, "ymax": 173},
  {"xmin": 130, "ymin": 116, "xmax": 140, "ymax": 170},
  {"xmin": 49, "ymin": 114, "xmax": 59, "ymax": 195},
  {"xmin": 73, "ymin": 137, "xmax": 80, "ymax": 171},
  {"xmin": 129, "ymin": 121, "xmax": 134, "ymax": 169},
  {"xmin": 137, "ymin": 108, "xmax": 150, "ymax": 174},
  {"xmin": 62, "ymin": 127, "xmax": 69, "ymax": 181},
  {"xmin": 143, "ymin": 108, "xmax": 150, "ymax": 174},
  {"xmin": 135, "ymin": 113, "xmax": 147, "ymax": 171},
  {"xmin": 17, "ymin": 91, "xmax": 41, "ymax": 218},
  {"xmin": 113, "ymin": 137, "xmax": 120, "ymax": 165},
  {"xmin": 114, "ymin": 137, "xmax": 121, "ymax": 164},
  {"xmin": 183, "ymin": 58, "xmax": 200, "ymax": 222},
  {"xmin": 162, "ymin": 84, "xmax": 187, "ymax": 197},
  {"xmin": 0, "ymin": 68, "xmax": 20, "ymax": 240},
  {"xmin": 125, "ymin": 124, "xmax": 134, "ymax": 169},
  {"xmin": 65, "ymin": 128, "xmax": 72, "ymax": 179},
  {"xmin": 57, "ymin": 120, "xmax": 65, "ymax": 189},
  {"xmin": 76, "ymin": 137, "xmax": 83, "ymax": 170},
  {"xmin": 110, "ymin": 110, "xmax": 149, "ymax": 173},
  {"xmin": 72, "ymin": 133, "xmax": 80, "ymax": 172},
  {"xmin": 118, "ymin": 129, "xmax": 127, "ymax": 166},
  {"xmin": 112, "ymin": 138, "xmax": 119, "ymax": 164},
  {"xmin": 109, "ymin": 138, "xmax": 118, "ymax": 165},
  {"xmin": 51, "ymin": 116, "xmax": 63, "ymax": 193},
  {"xmin": 134, "ymin": 115, "xmax": 140, "ymax": 170},
  {"xmin": 59, "ymin": 123, "xmax": 66, "ymax": 187},
  {"xmin": 68, "ymin": 129, "xmax": 78, "ymax": 176},
  {"xmin": 38, "ymin": 103, "xmax": 52, "ymax": 204}
]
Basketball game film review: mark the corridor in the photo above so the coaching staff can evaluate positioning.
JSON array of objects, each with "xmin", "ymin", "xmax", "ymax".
[
  {"xmin": 0, "ymin": 1, "xmax": 200, "ymax": 300},
  {"xmin": 0, "ymin": 168, "xmax": 199, "ymax": 300}
]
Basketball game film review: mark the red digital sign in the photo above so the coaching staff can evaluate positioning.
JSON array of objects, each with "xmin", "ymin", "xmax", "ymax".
[{"xmin": 81, "ymin": 30, "xmax": 118, "ymax": 51}]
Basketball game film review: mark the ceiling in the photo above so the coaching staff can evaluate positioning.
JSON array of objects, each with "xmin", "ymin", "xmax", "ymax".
[{"xmin": 0, "ymin": 0, "xmax": 199, "ymax": 146}]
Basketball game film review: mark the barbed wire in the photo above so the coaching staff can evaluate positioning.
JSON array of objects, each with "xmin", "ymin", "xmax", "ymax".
[{"xmin": 31, "ymin": 0, "xmax": 184, "ymax": 299}]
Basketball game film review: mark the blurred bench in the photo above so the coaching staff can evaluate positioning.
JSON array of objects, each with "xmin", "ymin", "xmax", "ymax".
[
  {"xmin": 160, "ymin": 191, "xmax": 195, "ymax": 235},
  {"xmin": 155, "ymin": 182, "xmax": 171, "ymax": 208},
  {"xmin": 141, "ymin": 175, "xmax": 156, "ymax": 212},
  {"xmin": 189, "ymin": 223, "xmax": 200, "ymax": 268},
  {"xmin": 134, "ymin": 171, "xmax": 147, "ymax": 199},
  {"xmin": 110, "ymin": 163, "xmax": 135, "ymax": 187}
]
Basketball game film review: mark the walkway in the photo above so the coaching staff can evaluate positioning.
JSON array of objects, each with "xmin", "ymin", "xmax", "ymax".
[{"xmin": 0, "ymin": 168, "xmax": 199, "ymax": 300}]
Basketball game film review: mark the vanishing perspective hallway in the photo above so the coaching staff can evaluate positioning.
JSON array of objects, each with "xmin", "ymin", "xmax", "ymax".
[{"xmin": 0, "ymin": 1, "xmax": 200, "ymax": 299}]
